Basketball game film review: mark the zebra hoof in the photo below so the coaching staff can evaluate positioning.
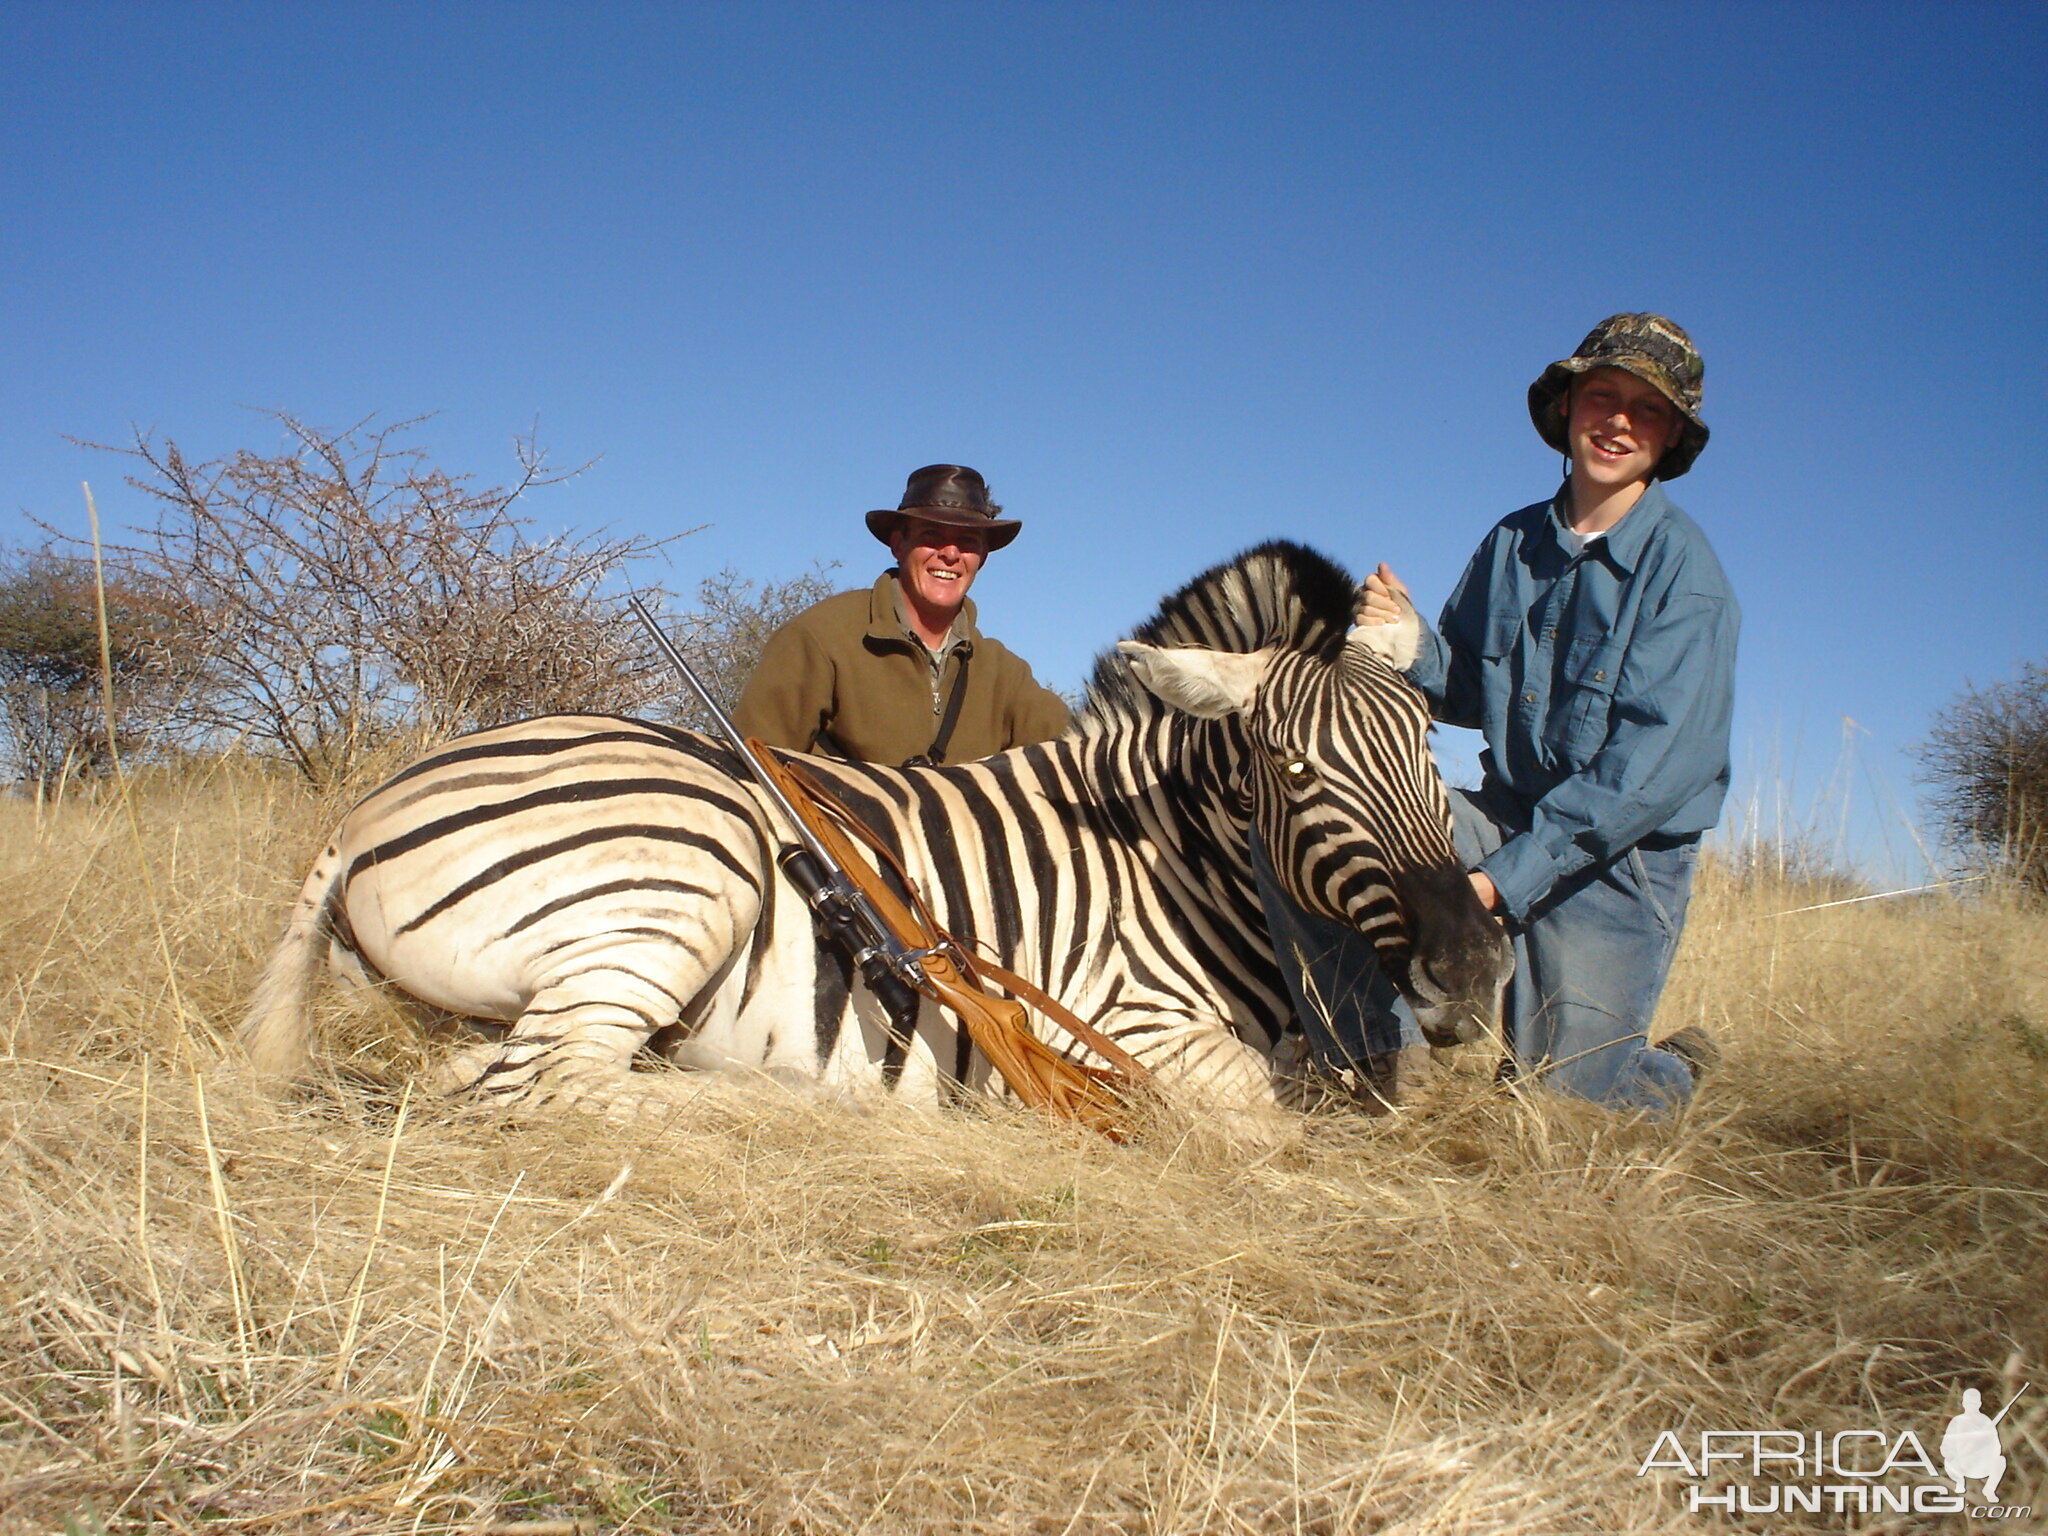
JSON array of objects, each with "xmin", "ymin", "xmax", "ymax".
[{"xmin": 431, "ymin": 1043, "xmax": 504, "ymax": 1098}]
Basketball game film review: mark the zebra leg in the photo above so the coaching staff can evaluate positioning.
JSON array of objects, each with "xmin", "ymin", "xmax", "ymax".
[
  {"xmin": 1098, "ymin": 1009, "xmax": 1297, "ymax": 1145},
  {"xmin": 432, "ymin": 951, "xmax": 697, "ymax": 1120},
  {"xmin": 421, "ymin": 864, "xmax": 773, "ymax": 1118}
]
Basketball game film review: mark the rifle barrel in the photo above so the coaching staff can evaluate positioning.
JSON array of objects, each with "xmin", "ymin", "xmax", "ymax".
[
  {"xmin": 1990, "ymin": 1382, "xmax": 2028, "ymax": 1425},
  {"xmin": 626, "ymin": 593, "xmax": 841, "ymax": 878}
]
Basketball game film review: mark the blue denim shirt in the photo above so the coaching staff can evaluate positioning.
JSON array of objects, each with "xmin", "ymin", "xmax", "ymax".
[{"xmin": 1407, "ymin": 481, "xmax": 1739, "ymax": 921}]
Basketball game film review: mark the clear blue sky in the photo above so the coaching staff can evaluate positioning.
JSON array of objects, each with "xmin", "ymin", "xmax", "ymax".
[{"xmin": 5, "ymin": 2, "xmax": 2042, "ymax": 878}]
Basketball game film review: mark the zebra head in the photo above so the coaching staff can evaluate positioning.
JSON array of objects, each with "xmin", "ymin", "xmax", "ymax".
[{"xmin": 1098, "ymin": 541, "xmax": 1509, "ymax": 1046}]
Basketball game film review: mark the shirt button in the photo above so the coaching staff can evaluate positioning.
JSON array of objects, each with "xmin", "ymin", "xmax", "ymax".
[
  {"xmin": 1544, "ymin": 627, "xmax": 1555, "ymax": 640},
  {"xmin": 1523, "ymin": 691, "xmax": 1536, "ymax": 704}
]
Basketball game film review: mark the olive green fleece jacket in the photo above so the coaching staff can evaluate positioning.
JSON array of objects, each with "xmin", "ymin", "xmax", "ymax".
[{"xmin": 733, "ymin": 571, "xmax": 1070, "ymax": 765}]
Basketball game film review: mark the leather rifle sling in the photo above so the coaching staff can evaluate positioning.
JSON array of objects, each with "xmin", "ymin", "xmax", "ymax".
[
  {"xmin": 805, "ymin": 797, "xmax": 1150, "ymax": 1086},
  {"xmin": 914, "ymin": 649, "xmax": 969, "ymax": 766},
  {"xmin": 748, "ymin": 742, "xmax": 1152, "ymax": 1134},
  {"xmin": 774, "ymin": 749, "xmax": 1153, "ymax": 1098},
  {"xmin": 783, "ymin": 765, "xmax": 1150, "ymax": 1139}
]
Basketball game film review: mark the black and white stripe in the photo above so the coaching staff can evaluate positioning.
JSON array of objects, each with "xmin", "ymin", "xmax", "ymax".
[{"xmin": 243, "ymin": 542, "xmax": 1508, "ymax": 1125}]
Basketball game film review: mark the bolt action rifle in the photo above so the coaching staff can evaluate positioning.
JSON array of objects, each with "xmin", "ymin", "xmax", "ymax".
[{"xmin": 626, "ymin": 595, "xmax": 1151, "ymax": 1139}]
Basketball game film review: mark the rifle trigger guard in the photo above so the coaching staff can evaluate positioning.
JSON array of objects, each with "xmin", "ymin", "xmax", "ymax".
[{"xmin": 867, "ymin": 943, "xmax": 951, "ymax": 994}]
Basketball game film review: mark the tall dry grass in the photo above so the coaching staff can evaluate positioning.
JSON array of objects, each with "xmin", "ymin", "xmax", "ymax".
[{"xmin": 2, "ymin": 767, "xmax": 2044, "ymax": 1535}]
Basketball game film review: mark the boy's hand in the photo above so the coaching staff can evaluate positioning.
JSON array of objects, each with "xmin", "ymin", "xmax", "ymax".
[
  {"xmin": 1349, "ymin": 562, "xmax": 1422, "ymax": 670},
  {"xmin": 1468, "ymin": 870, "xmax": 1502, "ymax": 915},
  {"xmin": 1357, "ymin": 563, "xmax": 1412, "ymax": 626}
]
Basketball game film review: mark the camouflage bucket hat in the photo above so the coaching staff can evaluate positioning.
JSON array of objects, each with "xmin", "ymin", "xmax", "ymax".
[{"xmin": 1528, "ymin": 313, "xmax": 1709, "ymax": 479}]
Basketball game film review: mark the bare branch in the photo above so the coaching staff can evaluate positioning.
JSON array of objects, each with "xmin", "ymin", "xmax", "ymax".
[{"xmin": 67, "ymin": 413, "xmax": 676, "ymax": 784}]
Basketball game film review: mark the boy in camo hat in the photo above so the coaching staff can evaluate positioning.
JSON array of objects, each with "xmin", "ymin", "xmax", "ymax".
[{"xmin": 1267, "ymin": 314, "xmax": 1739, "ymax": 1114}]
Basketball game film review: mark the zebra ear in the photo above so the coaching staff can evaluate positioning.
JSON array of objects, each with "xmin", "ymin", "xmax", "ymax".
[{"xmin": 1117, "ymin": 641, "xmax": 1276, "ymax": 718}]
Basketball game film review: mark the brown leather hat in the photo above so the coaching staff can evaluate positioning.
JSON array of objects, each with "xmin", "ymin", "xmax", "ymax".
[{"xmin": 865, "ymin": 465, "xmax": 1022, "ymax": 551}]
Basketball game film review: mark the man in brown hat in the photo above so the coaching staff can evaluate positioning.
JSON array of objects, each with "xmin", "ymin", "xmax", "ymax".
[
  {"xmin": 1286, "ymin": 314, "xmax": 1738, "ymax": 1114},
  {"xmin": 734, "ymin": 465, "xmax": 1070, "ymax": 765}
]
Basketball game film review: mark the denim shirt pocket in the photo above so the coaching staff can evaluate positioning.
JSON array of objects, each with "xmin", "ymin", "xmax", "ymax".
[
  {"xmin": 1479, "ymin": 613, "xmax": 1521, "ymax": 659},
  {"xmin": 1475, "ymin": 613, "xmax": 1522, "ymax": 727},
  {"xmin": 1548, "ymin": 636, "xmax": 1625, "ymax": 768}
]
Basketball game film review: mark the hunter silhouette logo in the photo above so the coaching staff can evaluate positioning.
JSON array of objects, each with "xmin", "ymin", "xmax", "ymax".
[
  {"xmin": 1944, "ymin": 1385, "xmax": 2026, "ymax": 1504},
  {"xmin": 1638, "ymin": 1380, "xmax": 2033, "ymax": 1519}
]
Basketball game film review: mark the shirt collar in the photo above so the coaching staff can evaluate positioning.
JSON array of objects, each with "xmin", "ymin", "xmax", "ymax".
[
  {"xmin": 867, "ymin": 568, "xmax": 977, "ymax": 651},
  {"xmin": 1548, "ymin": 478, "xmax": 1671, "ymax": 576}
]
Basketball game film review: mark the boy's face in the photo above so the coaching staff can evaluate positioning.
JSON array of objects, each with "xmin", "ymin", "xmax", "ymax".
[{"xmin": 1564, "ymin": 366, "xmax": 1686, "ymax": 490}]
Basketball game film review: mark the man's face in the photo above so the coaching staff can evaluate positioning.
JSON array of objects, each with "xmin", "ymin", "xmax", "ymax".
[
  {"xmin": 1564, "ymin": 366, "xmax": 1686, "ymax": 490},
  {"xmin": 891, "ymin": 517, "xmax": 987, "ymax": 617}
]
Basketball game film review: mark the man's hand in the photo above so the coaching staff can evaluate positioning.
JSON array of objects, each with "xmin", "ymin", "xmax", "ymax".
[
  {"xmin": 1356, "ymin": 562, "xmax": 1412, "ymax": 626},
  {"xmin": 1468, "ymin": 869, "xmax": 1502, "ymax": 915}
]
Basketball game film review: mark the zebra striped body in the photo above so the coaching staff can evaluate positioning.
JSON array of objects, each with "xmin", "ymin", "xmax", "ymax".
[{"xmin": 245, "ymin": 543, "xmax": 1508, "ymax": 1125}]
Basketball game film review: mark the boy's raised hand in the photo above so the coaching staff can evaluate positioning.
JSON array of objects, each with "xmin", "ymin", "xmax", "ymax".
[
  {"xmin": 1357, "ymin": 562, "xmax": 1412, "ymax": 626},
  {"xmin": 1349, "ymin": 562, "xmax": 1421, "ymax": 670}
]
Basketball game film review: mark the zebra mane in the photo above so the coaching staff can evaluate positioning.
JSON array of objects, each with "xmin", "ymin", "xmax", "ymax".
[{"xmin": 1078, "ymin": 541, "xmax": 1360, "ymax": 724}]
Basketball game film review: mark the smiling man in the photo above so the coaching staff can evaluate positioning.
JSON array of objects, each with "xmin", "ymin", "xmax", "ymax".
[
  {"xmin": 735, "ymin": 465, "xmax": 1069, "ymax": 766},
  {"xmin": 1314, "ymin": 314, "xmax": 1740, "ymax": 1113}
]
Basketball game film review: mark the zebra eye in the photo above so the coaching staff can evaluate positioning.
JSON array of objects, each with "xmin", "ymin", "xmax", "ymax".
[{"xmin": 1283, "ymin": 759, "xmax": 1311, "ymax": 778}]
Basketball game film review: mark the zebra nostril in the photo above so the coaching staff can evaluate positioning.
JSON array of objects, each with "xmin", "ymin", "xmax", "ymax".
[{"xmin": 1408, "ymin": 955, "xmax": 1452, "ymax": 1006}]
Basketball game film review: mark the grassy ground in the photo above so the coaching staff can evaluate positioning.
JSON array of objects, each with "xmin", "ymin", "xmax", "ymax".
[{"xmin": 2, "ymin": 765, "xmax": 2044, "ymax": 1535}]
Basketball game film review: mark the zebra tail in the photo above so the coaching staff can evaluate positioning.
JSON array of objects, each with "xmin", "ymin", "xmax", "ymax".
[{"xmin": 241, "ymin": 855, "xmax": 342, "ymax": 1082}]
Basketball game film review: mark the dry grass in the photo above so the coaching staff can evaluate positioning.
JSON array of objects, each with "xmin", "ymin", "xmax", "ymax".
[{"xmin": 2, "ymin": 767, "xmax": 2045, "ymax": 1535}]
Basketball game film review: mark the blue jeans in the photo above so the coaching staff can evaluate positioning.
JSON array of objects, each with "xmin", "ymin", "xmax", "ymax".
[{"xmin": 1251, "ymin": 785, "xmax": 1699, "ymax": 1114}]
